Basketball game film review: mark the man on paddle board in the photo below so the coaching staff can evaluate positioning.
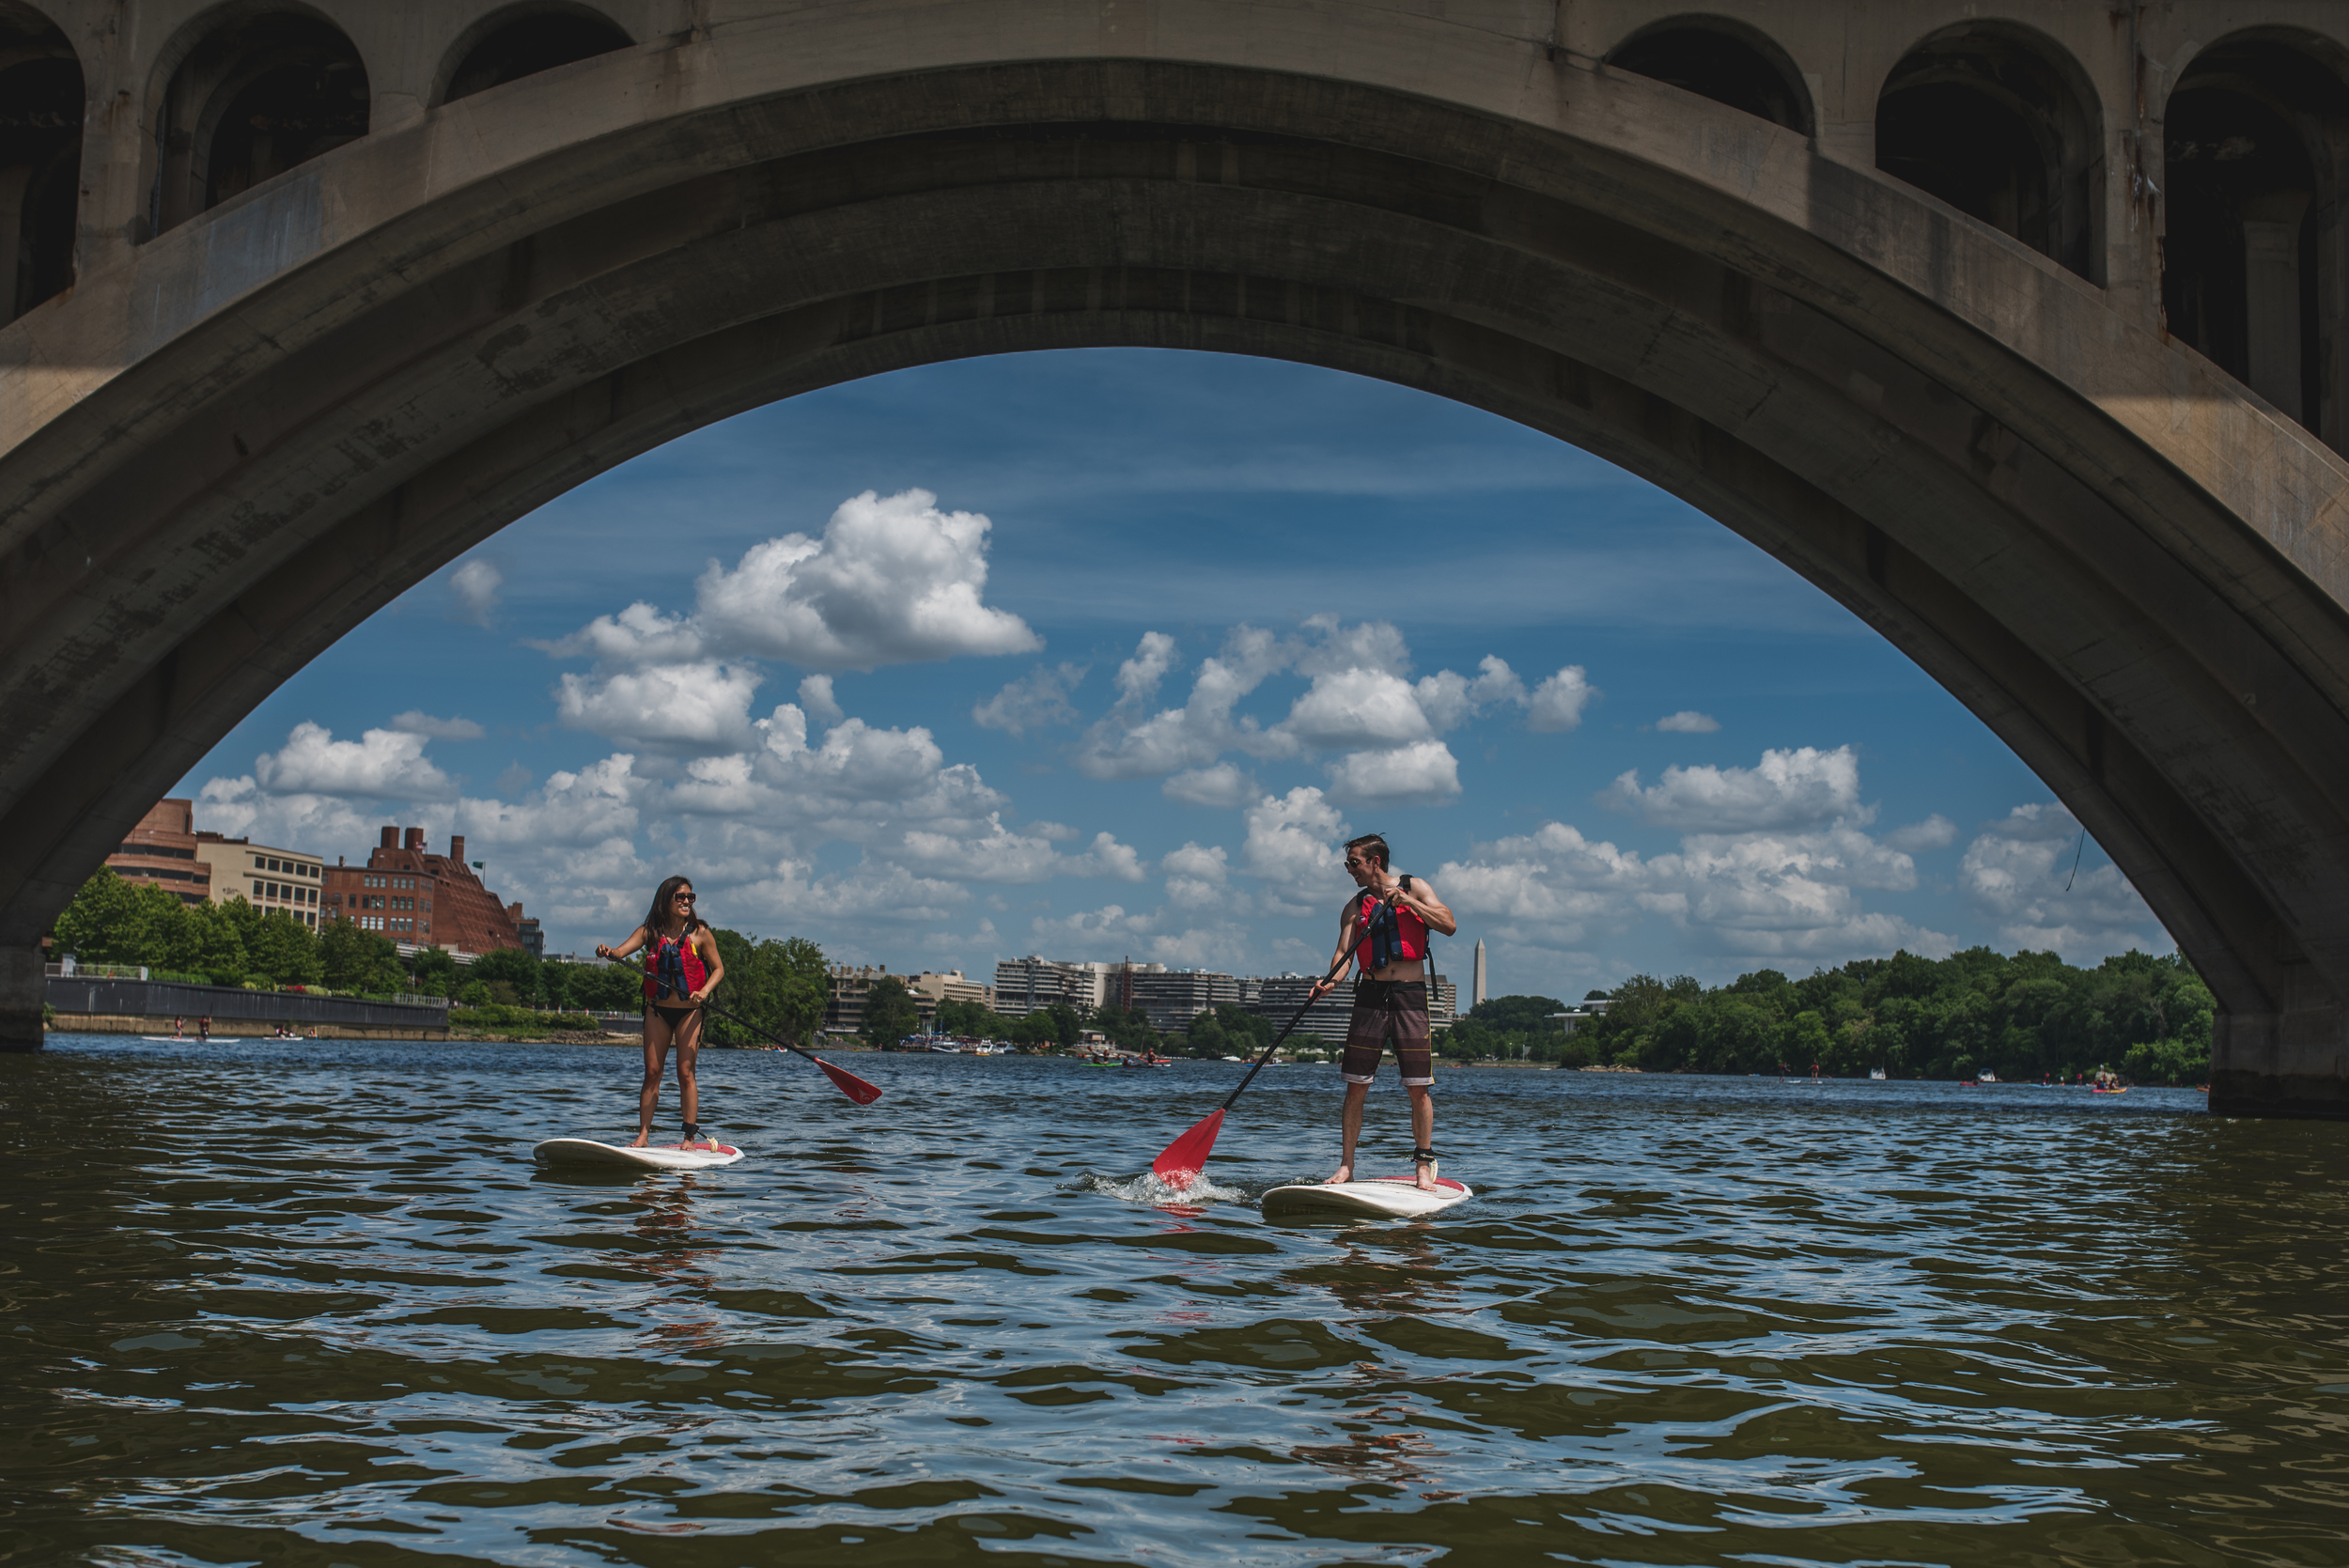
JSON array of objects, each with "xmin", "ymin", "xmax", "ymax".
[
  {"xmin": 595, "ymin": 876, "xmax": 727, "ymax": 1150},
  {"xmin": 1310, "ymin": 832, "xmax": 1456, "ymax": 1190}
]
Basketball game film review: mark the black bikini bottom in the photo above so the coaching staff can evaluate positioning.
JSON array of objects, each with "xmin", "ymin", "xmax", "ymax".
[{"xmin": 648, "ymin": 1004, "xmax": 699, "ymax": 1030}]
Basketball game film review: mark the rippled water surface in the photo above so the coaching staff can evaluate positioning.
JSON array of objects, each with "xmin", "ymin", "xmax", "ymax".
[{"xmin": 8, "ymin": 1036, "xmax": 2349, "ymax": 1566}]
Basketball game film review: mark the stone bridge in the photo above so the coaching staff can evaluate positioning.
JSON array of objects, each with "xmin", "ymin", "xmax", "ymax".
[{"xmin": 1, "ymin": 0, "xmax": 2346, "ymax": 1115}]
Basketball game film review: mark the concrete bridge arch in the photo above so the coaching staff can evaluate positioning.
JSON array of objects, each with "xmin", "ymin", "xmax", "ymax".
[{"xmin": 4, "ymin": 1, "xmax": 2349, "ymax": 1116}]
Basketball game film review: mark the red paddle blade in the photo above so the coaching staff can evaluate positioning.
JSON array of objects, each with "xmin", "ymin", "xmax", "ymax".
[
  {"xmin": 1152, "ymin": 1108, "xmax": 1225, "ymax": 1188},
  {"xmin": 810, "ymin": 1054, "xmax": 883, "ymax": 1105}
]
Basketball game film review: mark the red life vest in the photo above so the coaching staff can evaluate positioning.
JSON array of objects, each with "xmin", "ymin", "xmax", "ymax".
[
  {"xmin": 1350, "ymin": 882, "xmax": 1429, "ymax": 972},
  {"xmin": 643, "ymin": 929, "xmax": 708, "ymax": 1002}
]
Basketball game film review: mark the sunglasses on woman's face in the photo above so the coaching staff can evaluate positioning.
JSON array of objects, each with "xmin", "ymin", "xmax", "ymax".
[{"xmin": 676, "ymin": 893, "xmax": 695, "ymax": 903}]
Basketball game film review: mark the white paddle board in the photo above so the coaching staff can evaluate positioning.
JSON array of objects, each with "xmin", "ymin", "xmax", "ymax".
[
  {"xmin": 1261, "ymin": 1175, "xmax": 1473, "ymax": 1219},
  {"xmin": 533, "ymin": 1138, "xmax": 745, "ymax": 1171}
]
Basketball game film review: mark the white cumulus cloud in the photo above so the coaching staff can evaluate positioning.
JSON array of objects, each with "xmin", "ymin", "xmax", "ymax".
[
  {"xmin": 1163, "ymin": 763, "xmax": 1257, "ymax": 807},
  {"xmin": 1242, "ymin": 786, "xmax": 1351, "ymax": 913},
  {"xmin": 1415, "ymin": 656, "xmax": 1528, "ymax": 731},
  {"xmin": 1958, "ymin": 803, "xmax": 2168, "ymax": 961},
  {"xmin": 1325, "ymin": 739, "xmax": 1462, "ymax": 805},
  {"xmin": 1884, "ymin": 814, "xmax": 1957, "ymax": 853},
  {"xmin": 555, "ymin": 661, "xmax": 764, "ymax": 753},
  {"xmin": 1603, "ymin": 745, "xmax": 1861, "ymax": 831},
  {"xmin": 1069, "ymin": 831, "xmax": 1148, "ymax": 882},
  {"xmin": 1528, "ymin": 666, "xmax": 1596, "ymax": 732},
  {"xmin": 1113, "ymin": 632, "xmax": 1180, "ymax": 708},
  {"xmin": 1655, "ymin": 710, "xmax": 1719, "ymax": 734},
  {"xmin": 695, "ymin": 489, "xmax": 1040, "ymax": 669},
  {"xmin": 798, "ymin": 674, "xmax": 845, "ymax": 724},
  {"xmin": 973, "ymin": 662, "xmax": 1087, "ymax": 736},
  {"xmin": 387, "ymin": 711, "xmax": 485, "ymax": 741},
  {"xmin": 1281, "ymin": 668, "xmax": 1435, "ymax": 750},
  {"xmin": 449, "ymin": 558, "xmax": 502, "ymax": 626},
  {"xmin": 255, "ymin": 722, "xmax": 457, "ymax": 799}
]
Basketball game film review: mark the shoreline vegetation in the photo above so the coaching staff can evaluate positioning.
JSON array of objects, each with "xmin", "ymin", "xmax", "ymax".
[
  {"xmin": 1451, "ymin": 948, "xmax": 2212, "ymax": 1086},
  {"xmin": 54, "ymin": 869, "xmax": 2211, "ymax": 1082}
]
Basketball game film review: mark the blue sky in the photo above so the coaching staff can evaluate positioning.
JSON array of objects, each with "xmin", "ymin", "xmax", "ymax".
[{"xmin": 179, "ymin": 349, "xmax": 2171, "ymax": 1000}]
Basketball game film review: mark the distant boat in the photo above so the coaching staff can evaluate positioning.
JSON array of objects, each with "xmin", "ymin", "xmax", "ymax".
[
  {"xmin": 1869, "ymin": 1066, "xmax": 1886, "ymax": 1080},
  {"xmin": 1978, "ymin": 1069, "xmax": 1999, "ymax": 1083}
]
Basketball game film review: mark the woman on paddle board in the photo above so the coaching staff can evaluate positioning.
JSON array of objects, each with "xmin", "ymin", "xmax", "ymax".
[{"xmin": 596, "ymin": 876, "xmax": 726, "ymax": 1150}]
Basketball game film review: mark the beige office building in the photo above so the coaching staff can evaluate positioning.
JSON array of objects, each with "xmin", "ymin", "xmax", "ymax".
[{"xmin": 194, "ymin": 833, "xmax": 327, "ymax": 927}]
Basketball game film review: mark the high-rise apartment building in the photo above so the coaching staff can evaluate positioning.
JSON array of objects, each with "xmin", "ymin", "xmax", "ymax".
[
  {"xmin": 992, "ymin": 955, "xmax": 1103, "ymax": 1017},
  {"xmin": 1128, "ymin": 969, "xmax": 1241, "ymax": 1032},
  {"xmin": 1246, "ymin": 972, "xmax": 1455, "ymax": 1044}
]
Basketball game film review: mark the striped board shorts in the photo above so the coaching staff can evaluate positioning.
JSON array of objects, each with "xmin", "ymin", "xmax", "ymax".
[{"xmin": 1341, "ymin": 979, "xmax": 1434, "ymax": 1088}]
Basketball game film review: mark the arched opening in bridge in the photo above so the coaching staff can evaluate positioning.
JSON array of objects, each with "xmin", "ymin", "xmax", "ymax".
[
  {"xmin": 437, "ymin": 4, "xmax": 633, "ymax": 107},
  {"xmin": 2161, "ymin": 35, "xmax": 2349, "ymax": 453},
  {"xmin": 0, "ymin": 4, "xmax": 82, "ymax": 323},
  {"xmin": 1603, "ymin": 16, "xmax": 1812, "ymax": 137},
  {"xmin": 147, "ymin": 8, "xmax": 369, "ymax": 235},
  {"xmin": 1875, "ymin": 23, "xmax": 2101, "ymax": 283}
]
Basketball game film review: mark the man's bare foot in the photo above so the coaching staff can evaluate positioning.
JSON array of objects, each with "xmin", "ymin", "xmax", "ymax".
[{"xmin": 1324, "ymin": 1163, "xmax": 1354, "ymax": 1185}]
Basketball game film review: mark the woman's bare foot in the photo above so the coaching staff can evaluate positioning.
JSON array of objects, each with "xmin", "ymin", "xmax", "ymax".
[
  {"xmin": 1412, "ymin": 1157, "xmax": 1439, "ymax": 1191},
  {"xmin": 628, "ymin": 1131, "xmax": 650, "ymax": 1148},
  {"xmin": 1324, "ymin": 1163, "xmax": 1354, "ymax": 1185}
]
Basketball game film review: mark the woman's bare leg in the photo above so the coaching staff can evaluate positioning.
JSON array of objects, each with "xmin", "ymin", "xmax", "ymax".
[
  {"xmin": 634, "ymin": 1012, "xmax": 674, "ymax": 1146},
  {"xmin": 673, "ymin": 1010, "xmax": 705, "ymax": 1143}
]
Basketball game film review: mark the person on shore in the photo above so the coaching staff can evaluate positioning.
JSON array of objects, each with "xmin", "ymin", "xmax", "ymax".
[
  {"xmin": 595, "ymin": 876, "xmax": 727, "ymax": 1150},
  {"xmin": 1309, "ymin": 832, "xmax": 1457, "ymax": 1190}
]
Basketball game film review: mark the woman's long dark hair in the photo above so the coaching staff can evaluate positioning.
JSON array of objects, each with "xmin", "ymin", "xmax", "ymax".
[{"xmin": 643, "ymin": 875, "xmax": 703, "ymax": 942}]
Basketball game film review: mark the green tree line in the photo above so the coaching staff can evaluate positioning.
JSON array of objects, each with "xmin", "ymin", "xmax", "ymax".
[
  {"xmin": 50, "ymin": 870, "xmax": 828, "ymax": 1042},
  {"xmin": 1439, "ymin": 947, "xmax": 2213, "ymax": 1084}
]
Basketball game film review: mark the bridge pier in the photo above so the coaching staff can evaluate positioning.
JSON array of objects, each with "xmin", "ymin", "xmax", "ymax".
[
  {"xmin": 2213, "ymin": 995, "xmax": 2349, "ymax": 1119},
  {"xmin": 1, "ymin": 947, "xmax": 43, "ymax": 1052}
]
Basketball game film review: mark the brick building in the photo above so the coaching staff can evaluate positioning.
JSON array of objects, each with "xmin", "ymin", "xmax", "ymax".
[
  {"xmin": 104, "ymin": 799, "xmax": 211, "ymax": 906},
  {"xmin": 324, "ymin": 827, "xmax": 526, "ymax": 955}
]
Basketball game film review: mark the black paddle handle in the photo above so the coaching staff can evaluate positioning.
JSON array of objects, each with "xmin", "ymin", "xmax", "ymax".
[
  {"xmin": 1219, "ymin": 891, "xmax": 1396, "ymax": 1112},
  {"xmin": 699, "ymin": 998, "xmax": 823, "ymax": 1064}
]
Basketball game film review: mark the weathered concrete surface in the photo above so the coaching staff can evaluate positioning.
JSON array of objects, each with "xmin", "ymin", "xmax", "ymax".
[{"xmin": 1, "ymin": 3, "xmax": 2347, "ymax": 1113}]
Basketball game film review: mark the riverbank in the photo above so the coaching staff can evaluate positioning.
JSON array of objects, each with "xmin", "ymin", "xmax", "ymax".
[{"xmin": 51, "ymin": 1016, "xmax": 448, "ymax": 1041}]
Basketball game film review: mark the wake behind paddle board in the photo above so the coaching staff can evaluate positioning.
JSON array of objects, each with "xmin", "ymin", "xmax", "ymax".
[
  {"xmin": 1261, "ymin": 1175, "xmax": 1472, "ymax": 1220},
  {"xmin": 533, "ymin": 1138, "xmax": 745, "ymax": 1171}
]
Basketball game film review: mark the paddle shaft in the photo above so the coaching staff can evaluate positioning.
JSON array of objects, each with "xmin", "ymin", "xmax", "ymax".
[
  {"xmin": 698, "ymin": 997, "xmax": 828, "ymax": 1066},
  {"xmin": 1216, "ymin": 889, "xmax": 1399, "ymax": 1112}
]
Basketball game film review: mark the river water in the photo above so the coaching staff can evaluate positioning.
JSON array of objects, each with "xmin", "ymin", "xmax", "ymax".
[{"xmin": 7, "ymin": 1035, "xmax": 2347, "ymax": 1567}]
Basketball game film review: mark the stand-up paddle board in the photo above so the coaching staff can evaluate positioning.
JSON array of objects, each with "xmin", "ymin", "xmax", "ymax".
[
  {"xmin": 1260, "ymin": 1175, "xmax": 1472, "ymax": 1220},
  {"xmin": 533, "ymin": 1138, "xmax": 745, "ymax": 1171}
]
